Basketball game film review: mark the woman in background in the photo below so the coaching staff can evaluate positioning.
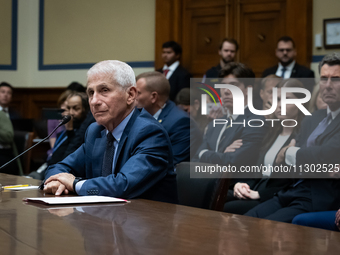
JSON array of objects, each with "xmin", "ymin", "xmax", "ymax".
[{"xmin": 223, "ymin": 79, "xmax": 306, "ymax": 215}]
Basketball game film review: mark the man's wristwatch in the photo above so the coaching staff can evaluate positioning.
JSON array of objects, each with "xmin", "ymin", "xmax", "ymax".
[{"xmin": 73, "ymin": 177, "xmax": 83, "ymax": 193}]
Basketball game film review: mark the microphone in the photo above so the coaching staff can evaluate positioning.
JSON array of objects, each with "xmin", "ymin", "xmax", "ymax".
[{"xmin": 0, "ymin": 115, "xmax": 72, "ymax": 171}]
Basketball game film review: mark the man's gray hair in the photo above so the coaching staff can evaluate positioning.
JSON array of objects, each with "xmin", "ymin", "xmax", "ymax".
[
  {"xmin": 319, "ymin": 52, "xmax": 340, "ymax": 74},
  {"xmin": 87, "ymin": 60, "xmax": 136, "ymax": 88}
]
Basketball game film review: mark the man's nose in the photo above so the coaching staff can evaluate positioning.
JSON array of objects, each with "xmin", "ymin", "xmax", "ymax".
[
  {"xmin": 224, "ymin": 89, "xmax": 231, "ymax": 95},
  {"xmin": 90, "ymin": 92, "xmax": 101, "ymax": 105}
]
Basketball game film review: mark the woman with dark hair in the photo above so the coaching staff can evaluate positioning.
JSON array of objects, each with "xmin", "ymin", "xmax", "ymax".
[{"xmin": 223, "ymin": 78, "xmax": 306, "ymax": 214}]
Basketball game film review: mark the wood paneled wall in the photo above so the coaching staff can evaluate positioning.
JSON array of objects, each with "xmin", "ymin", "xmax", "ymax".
[
  {"xmin": 155, "ymin": 0, "xmax": 313, "ymax": 77},
  {"xmin": 10, "ymin": 88, "xmax": 65, "ymax": 119}
]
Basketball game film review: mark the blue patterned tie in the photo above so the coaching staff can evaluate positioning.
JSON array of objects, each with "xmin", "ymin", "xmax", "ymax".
[
  {"xmin": 306, "ymin": 113, "xmax": 332, "ymax": 147},
  {"xmin": 294, "ymin": 113, "xmax": 332, "ymax": 187},
  {"xmin": 281, "ymin": 67, "xmax": 287, "ymax": 78},
  {"xmin": 102, "ymin": 132, "xmax": 115, "ymax": 177}
]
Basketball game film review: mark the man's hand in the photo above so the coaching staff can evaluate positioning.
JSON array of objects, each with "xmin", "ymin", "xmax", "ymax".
[
  {"xmin": 43, "ymin": 180, "xmax": 69, "ymax": 195},
  {"xmin": 335, "ymin": 209, "xmax": 340, "ymax": 231},
  {"xmin": 224, "ymin": 139, "xmax": 242, "ymax": 153},
  {"xmin": 275, "ymin": 139, "xmax": 296, "ymax": 164},
  {"xmin": 44, "ymin": 173, "xmax": 76, "ymax": 195}
]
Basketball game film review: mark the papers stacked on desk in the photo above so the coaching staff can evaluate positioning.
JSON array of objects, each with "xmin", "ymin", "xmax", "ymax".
[{"xmin": 23, "ymin": 196, "xmax": 128, "ymax": 205}]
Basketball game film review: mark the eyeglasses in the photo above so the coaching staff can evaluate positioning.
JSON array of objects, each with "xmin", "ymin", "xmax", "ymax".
[
  {"xmin": 320, "ymin": 77, "xmax": 340, "ymax": 85},
  {"xmin": 277, "ymin": 48, "xmax": 293, "ymax": 53}
]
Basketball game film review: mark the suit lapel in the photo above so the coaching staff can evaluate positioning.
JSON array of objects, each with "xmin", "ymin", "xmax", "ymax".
[
  {"xmin": 317, "ymin": 112, "xmax": 340, "ymax": 144},
  {"xmin": 158, "ymin": 101, "xmax": 172, "ymax": 124},
  {"xmin": 290, "ymin": 63, "xmax": 298, "ymax": 77},
  {"xmin": 113, "ymin": 108, "xmax": 140, "ymax": 172},
  {"xmin": 168, "ymin": 66, "xmax": 179, "ymax": 84}
]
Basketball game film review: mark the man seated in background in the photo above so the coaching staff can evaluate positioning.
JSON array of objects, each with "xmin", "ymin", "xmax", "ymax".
[
  {"xmin": 0, "ymin": 82, "xmax": 21, "ymax": 120},
  {"xmin": 175, "ymin": 88, "xmax": 210, "ymax": 133},
  {"xmin": 245, "ymin": 52, "xmax": 340, "ymax": 222},
  {"xmin": 136, "ymin": 71, "xmax": 201, "ymax": 164},
  {"xmin": 195, "ymin": 62, "xmax": 268, "ymax": 168},
  {"xmin": 205, "ymin": 38, "xmax": 238, "ymax": 80},
  {"xmin": 0, "ymin": 110, "xmax": 20, "ymax": 175},
  {"xmin": 43, "ymin": 60, "xmax": 178, "ymax": 203},
  {"xmin": 157, "ymin": 41, "xmax": 191, "ymax": 102},
  {"xmin": 262, "ymin": 36, "xmax": 315, "ymax": 92}
]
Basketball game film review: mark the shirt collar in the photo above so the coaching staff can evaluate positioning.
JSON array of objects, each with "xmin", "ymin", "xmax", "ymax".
[
  {"xmin": 278, "ymin": 60, "xmax": 295, "ymax": 71},
  {"xmin": 227, "ymin": 105, "xmax": 248, "ymax": 120},
  {"xmin": 153, "ymin": 103, "xmax": 167, "ymax": 120},
  {"xmin": 0, "ymin": 106, "xmax": 8, "ymax": 112},
  {"xmin": 107, "ymin": 109, "xmax": 135, "ymax": 142},
  {"xmin": 327, "ymin": 106, "xmax": 340, "ymax": 120},
  {"xmin": 163, "ymin": 61, "xmax": 180, "ymax": 71}
]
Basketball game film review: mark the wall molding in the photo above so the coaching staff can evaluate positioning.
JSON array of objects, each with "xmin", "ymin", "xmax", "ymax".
[
  {"xmin": 0, "ymin": 0, "xmax": 17, "ymax": 70},
  {"xmin": 38, "ymin": 0, "xmax": 154, "ymax": 71}
]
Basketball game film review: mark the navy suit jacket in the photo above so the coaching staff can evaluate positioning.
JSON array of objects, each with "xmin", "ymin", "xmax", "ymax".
[
  {"xmin": 158, "ymin": 101, "xmax": 202, "ymax": 165},
  {"xmin": 157, "ymin": 66, "xmax": 191, "ymax": 101},
  {"xmin": 195, "ymin": 107, "xmax": 268, "ymax": 167},
  {"xmin": 286, "ymin": 109, "xmax": 340, "ymax": 211},
  {"xmin": 262, "ymin": 62, "xmax": 315, "ymax": 92},
  {"xmin": 45, "ymin": 108, "xmax": 178, "ymax": 203}
]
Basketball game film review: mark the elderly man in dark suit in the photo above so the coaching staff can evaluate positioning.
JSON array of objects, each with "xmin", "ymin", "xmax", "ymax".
[
  {"xmin": 136, "ymin": 71, "xmax": 201, "ymax": 165},
  {"xmin": 157, "ymin": 41, "xmax": 192, "ymax": 102},
  {"xmin": 246, "ymin": 52, "xmax": 340, "ymax": 222},
  {"xmin": 262, "ymin": 36, "xmax": 315, "ymax": 92},
  {"xmin": 43, "ymin": 60, "xmax": 178, "ymax": 203}
]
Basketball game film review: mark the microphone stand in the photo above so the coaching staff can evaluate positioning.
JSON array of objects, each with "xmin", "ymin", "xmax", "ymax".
[{"xmin": 0, "ymin": 116, "xmax": 71, "ymax": 170}]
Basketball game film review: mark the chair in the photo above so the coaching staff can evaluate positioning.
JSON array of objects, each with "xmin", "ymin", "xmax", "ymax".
[
  {"xmin": 13, "ymin": 131, "xmax": 34, "ymax": 175},
  {"xmin": 176, "ymin": 162, "xmax": 231, "ymax": 211}
]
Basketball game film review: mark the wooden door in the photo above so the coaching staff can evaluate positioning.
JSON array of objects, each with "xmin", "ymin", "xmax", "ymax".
[{"xmin": 155, "ymin": 0, "xmax": 312, "ymax": 77}]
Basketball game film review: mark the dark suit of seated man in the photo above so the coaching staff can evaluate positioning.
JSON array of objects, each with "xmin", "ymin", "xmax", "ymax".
[
  {"xmin": 156, "ymin": 41, "xmax": 191, "ymax": 102},
  {"xmin": 245, "ymin": 53, "xmax": 340, "ymax": 222},
  {"xmin": 135, "ymin": 71, "xmax": 201, "ymax": 165},
  {"xmin": 43, "ymin": 60, "xmax": 178, "ymax": 203},
  {"xmin": 194, "ymin": 62, "xmax": 268, "ymax": 168}
]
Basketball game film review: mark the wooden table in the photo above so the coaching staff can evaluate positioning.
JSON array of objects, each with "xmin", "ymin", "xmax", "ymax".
[{"xmin": 0, "ymin": 173, "xmax": 339, "ymax": 255}]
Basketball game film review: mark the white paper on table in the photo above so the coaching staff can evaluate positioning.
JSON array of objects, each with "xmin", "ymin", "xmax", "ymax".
[{"xmin": 23, "ymin": 196, "xmax": 129, "ymax": 205}]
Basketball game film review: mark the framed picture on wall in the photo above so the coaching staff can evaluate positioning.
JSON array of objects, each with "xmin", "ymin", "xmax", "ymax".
[{"xmin": 323, "ymin": 18, "xmax": 340, "ymax": 49}]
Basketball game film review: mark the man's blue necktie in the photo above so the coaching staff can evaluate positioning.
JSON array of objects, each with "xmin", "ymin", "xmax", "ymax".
[
  {"xmin": 306, "ymin": 113, "xmax": 332, "ymax": 147},
  {"xmin": 294, "ymin": 113, "xmax": 332, "ymax": 187},
  {"xmin": 102, "ymin": 132, "xmax": 115, "ymax": 177},
  {"xmin": 281, "ymin": 67, "xmax": 287, "ymax": 78}
]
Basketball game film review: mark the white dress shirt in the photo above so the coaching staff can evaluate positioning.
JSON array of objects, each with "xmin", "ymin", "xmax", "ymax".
[
  {"xmin": 275, "ymin": 61, "xmax": 295, "ymax": 78},
  {"xmin": 162, "ymin": 61, "xmax": 180, "ymax": 79}
]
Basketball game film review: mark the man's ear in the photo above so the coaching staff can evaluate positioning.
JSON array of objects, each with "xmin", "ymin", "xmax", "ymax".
[
  {"xmin": 150, "ymin": 92, "xmax": 158, "ymax": 104},
  {"xmin": 126, "ymin": 86, "xmax": 137, "ymax": 106},
  {"xmin": 175, "ymin": 53, "xmax": 181, "ymax": 61}
]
